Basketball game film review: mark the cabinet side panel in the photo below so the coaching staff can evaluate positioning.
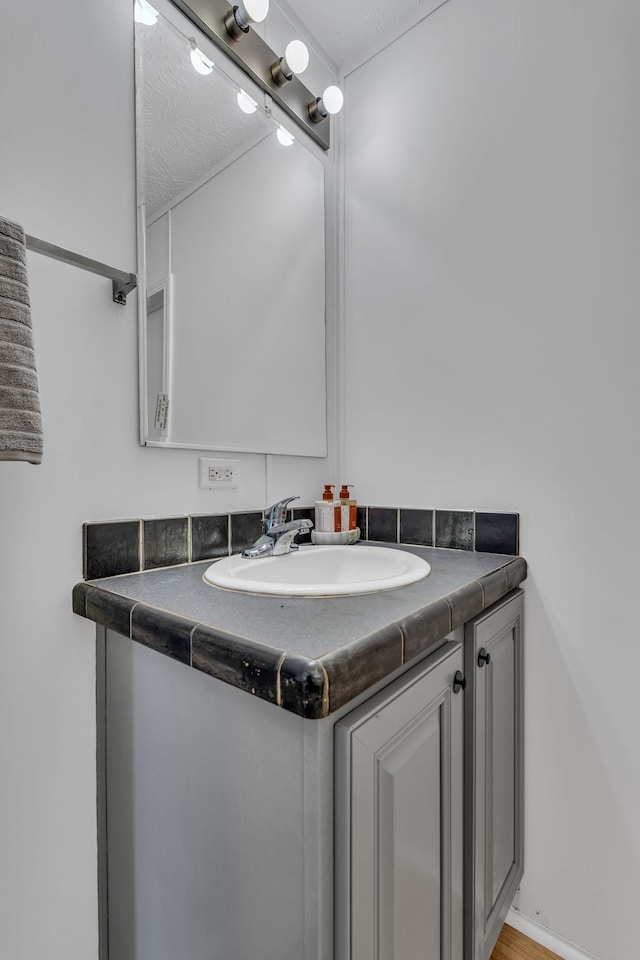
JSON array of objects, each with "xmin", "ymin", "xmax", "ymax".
[
  {"xmin": 104, "ymin": 631, "xmax": 306, "ymax": 960},
  {"xmin": 96, "ymin": 627, "xmax": 108, "ymax": 960}
]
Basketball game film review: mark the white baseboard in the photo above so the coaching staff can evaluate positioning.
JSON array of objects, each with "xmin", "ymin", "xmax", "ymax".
[{"xmin": 506, "ymin": 909, "xmax": 602, "ymax": 960}]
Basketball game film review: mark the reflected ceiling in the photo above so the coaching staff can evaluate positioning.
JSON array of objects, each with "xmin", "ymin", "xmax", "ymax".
[{"xmin": 136, "ymin": 15, "xmax": 272, "ymax": 219}]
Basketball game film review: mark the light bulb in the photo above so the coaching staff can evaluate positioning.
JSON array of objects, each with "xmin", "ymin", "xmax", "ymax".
[
  {"xmin": 235, "ymin": 0, "xmax": 269, "ymax": 28},
  {"xmin": 225, "ymin": 0, "xmax": 269, "ymax": 38},
  {"xmin": 277, "ymin": 125, "xmax": 295, "ymax": 147},
  {"xmin": 271, "ymin": 38, "xmax": 309, "ymax": 85},
  {"xmin": 322, "ymin": 85, "xmax": 344, "ymax": 115},
  {"xmin": 134, "ymin": 0, "xmax": 158, "ymax": 25},
  {"xmin": 189, "ymin": 40, "xmax": 214, "ymax": 75},
  {"xmin": 283, "ymin": 40, "xmax": 308, "ymax": 75},
  {"xmin": 308, "ymin": 84, "xmax": 344, "ymax": 123},
  {"xmin": 237, "ymin": 89, "xmax": 257, "ymax": 114}
]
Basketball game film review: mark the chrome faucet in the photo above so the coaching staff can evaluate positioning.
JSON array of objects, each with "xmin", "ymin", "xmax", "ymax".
[{"xmin": 242, "ymin": 496, "xmax": 313, "ymax": 559}]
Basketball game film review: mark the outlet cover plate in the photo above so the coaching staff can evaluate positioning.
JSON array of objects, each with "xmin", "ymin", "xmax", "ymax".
[{"xmin": 198, "ymin": 457, "xmax": 239, "ymax": 489}]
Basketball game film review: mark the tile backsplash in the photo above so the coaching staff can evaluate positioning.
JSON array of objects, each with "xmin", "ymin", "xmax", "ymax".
[
  {"xmin": 364, "ymin": 507, "xmax": 518, "ymax": 555},
  {"xmin": 83, "ymin": 505, "xmax": 519, "ymax": 581}
]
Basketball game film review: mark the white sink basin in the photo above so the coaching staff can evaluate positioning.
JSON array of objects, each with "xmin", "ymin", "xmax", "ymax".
[{"xmin": 203, "ymin": 545, "xmax": 431, "ymax": 597}]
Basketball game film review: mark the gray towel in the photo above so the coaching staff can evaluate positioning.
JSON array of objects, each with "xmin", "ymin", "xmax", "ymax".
[{"xmin": 0, "ymin": 217, "xmax": 43, "ymax": 463}]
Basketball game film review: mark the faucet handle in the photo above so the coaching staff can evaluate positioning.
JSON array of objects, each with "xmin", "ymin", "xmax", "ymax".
[{"xmin": 266, "ymin": 495, "xmax": 300, "ymax": 529}]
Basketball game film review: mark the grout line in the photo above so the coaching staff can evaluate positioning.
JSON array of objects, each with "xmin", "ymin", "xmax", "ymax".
[
  {"xmin": 129, "ymin": 602, "xmax": 139, "ymax": 639},
  {"xmin": 443, "ymin": 597, "xmax": 453, "ymax": 634},
  {"xmin": 189, "ymin": 621, "xmax": 199, "ymax": 668},
  {"xmin": 477, "ymin": 579, "xmax": 486, "ymax": 608},
  {"xmin": 138, "ymin": 519, "xmax": 144, "ymax": 572},
  {"xmin": 275, "ymin": 652, "xmax": 287, "ymax": 707},
  {"xmin": 82, "ymin": 524, "xmax": 88, "ymax": 581}
]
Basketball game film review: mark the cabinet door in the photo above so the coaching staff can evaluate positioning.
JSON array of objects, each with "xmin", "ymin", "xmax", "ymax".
[
  {"xmin": 335, "ymin": 641, "xmax": 464, "ymax": 960},
  {"xmin": 465, "ymin": 590, "xmax": 524, "ymax": 960}
]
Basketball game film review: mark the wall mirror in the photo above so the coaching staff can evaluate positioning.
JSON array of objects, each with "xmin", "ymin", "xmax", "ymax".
[{"xmin": 136, "ymin": 0, "xmax": 327, "ymax": 455}]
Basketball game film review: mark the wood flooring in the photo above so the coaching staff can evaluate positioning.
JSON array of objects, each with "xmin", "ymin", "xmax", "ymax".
[{"xmin": 490, "ymin": 924, "xmax": 563, "ymax": 960}]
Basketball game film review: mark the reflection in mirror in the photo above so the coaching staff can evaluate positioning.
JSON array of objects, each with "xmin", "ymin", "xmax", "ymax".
[
  {"xmin": 136, "ymin": 2, "xmax": 327, "ymax": 456},
  {"xmin": 145, "ymin": 277, "xmax": 171, "ymax": 441}
]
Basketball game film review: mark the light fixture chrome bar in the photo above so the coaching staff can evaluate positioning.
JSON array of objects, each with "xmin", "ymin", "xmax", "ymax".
[
  {"xmin": 169, "ymin": 0, "xmax": 331, "ymax": 150},
  {"xmin": 25, "ymin": 234, "xmax": 138, "ymax": 305}
]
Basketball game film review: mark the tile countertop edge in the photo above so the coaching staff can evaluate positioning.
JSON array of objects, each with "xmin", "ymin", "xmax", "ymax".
[{"xmin": 71, "ymin": 556, "xmax": 528, "ymax": 720}]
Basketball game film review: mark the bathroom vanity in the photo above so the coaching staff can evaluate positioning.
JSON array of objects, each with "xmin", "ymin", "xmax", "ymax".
[{"xmin": 73, "ymin": 543, "xmax": 525, "ymax": 960}]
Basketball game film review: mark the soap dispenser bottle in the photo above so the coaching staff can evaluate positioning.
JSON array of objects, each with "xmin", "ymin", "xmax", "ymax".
[
  {"xmin": 339, "ymin": 484, "xmax": 357, "ymax": 532},
  {"xmin": 315, "ymin": 484, "xmax": 340, "ymax": 532}
]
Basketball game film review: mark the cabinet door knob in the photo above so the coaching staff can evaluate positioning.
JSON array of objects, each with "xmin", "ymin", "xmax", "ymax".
[
  {"xmin": 477, "ymin": 648, "xmax": 491, "ymax": 667},
  {"xmin": 453, "ymin": 670, "xmax": 466, "ymax": 694}
]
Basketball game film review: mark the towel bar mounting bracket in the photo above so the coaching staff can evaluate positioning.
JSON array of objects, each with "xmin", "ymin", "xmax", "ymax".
[{"xmin": 112, "ymin": 276, "xmax": 138, "ymax": 305}]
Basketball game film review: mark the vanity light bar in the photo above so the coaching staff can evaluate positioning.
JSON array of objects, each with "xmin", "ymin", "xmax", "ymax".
[{"xmin": 168, "ymin": 0, "xmax": 333, "ymax": 150}]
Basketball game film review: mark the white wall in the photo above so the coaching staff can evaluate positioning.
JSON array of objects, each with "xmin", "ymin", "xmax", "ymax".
[
  {"xmin": 343, "ymin": 1, "xmax": 640, "ymax": 958},
  {"xmin": 0, "ymin": 2, "xmax": 334, "ymax": 957}
]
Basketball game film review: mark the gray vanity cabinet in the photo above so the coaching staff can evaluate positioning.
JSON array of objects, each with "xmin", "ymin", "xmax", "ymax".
[
  {"xmin": 335, "ymin": 640, "xmax": 465, "ymax": 960},
  {"xmin": 464, "ymin": 590, "xmax": 524, "ymax": 960},
  {"xmin": 98, "ymin": 589, "xmax": 523, "ymax": 960}
]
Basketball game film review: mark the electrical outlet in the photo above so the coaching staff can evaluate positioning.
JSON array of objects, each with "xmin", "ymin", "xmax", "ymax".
[
  {"xmin": 208, "ymin": 464, "xmax": 234, "ymax": 482},
  {"xmin": 198, "ymin": 458, "xmax": 238, "ymax": 489}
]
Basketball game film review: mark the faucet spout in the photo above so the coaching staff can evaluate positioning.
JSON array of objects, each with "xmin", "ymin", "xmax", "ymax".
[
  {"xmin": 266, "ymin": 496, "xmax": 300, "ymax": 528},
  {"xmin": 242, "ymin": 497, "xmax": 313, "ymax": 558},
  {"xmin": 270, "ymin": 518, "xmax": 313, "ymax": 555}
]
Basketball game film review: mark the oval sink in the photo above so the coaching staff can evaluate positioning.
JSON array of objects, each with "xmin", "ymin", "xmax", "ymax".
[{"xmin": 204, "ymin": 545, "xmax": 430, "ymax": 597}]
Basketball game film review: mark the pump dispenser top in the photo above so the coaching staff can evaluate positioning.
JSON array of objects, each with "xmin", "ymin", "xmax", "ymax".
[{"xmin": 338, "ymin": 484, "xmax": 357, "ymax": 531}]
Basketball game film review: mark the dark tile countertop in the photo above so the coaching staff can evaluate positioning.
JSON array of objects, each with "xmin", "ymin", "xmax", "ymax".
[{"xmin": 73, "ymin": 543, "xmax": 526, "ymax": 719}]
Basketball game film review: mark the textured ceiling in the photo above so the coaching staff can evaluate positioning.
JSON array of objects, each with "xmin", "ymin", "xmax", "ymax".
[{"xmin": 284, "ymin": 0, "xmax": 442, "ymax": 70}]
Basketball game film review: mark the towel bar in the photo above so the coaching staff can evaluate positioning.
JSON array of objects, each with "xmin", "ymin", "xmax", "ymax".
[{"xmin": 25, "ymin": 235, "xmax": 137, "ymax": 305}]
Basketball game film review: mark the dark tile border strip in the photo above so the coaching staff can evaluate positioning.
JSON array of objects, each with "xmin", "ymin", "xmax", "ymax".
[
  {"xmin": 444, "ymin": 581, "xmax": 485, "ymax": 631},
  {"xmin": 191, "ymin": 514, "xmax": 229, "ymax": 562},
  {"xmin": 400, "ymin": 598, "xmax": 451, "ymax": 665},
  {"xmin": 83, "ymin": 520, "xmax": 140, "ymax": 580},
  {"xmin": 83, "ymin": 511, "xmax": 268, "ymax": 580},
  {"xmin": 193, "ymin": 625, "xmax": 283, "ymax": 705},
  {"xmin": 131, "ymin": 605, "xmax": 192, "ymax": 664},
  {"xmin": 142, "ymin": 517, "xmax": 189, "ymax": 571},
  {"xmin": 478, "ymin": 569, "xmax": 508, "ymax": 609},
  {"xmin": 85, "ymin": 586, "xmax": 135, "ymax": 639},
  {"xmin": 362, "ymin": 506, "xmax": 519, "ymax": 555},
  {"xmin": 83, "ymin": 506, "xmax": 520, "ymax": 582},
  {"xmin": 320, "ymin": 625, "xmax": 403, "ymax": 714},
  {"xmin": 279, "ymin": 654, "xmax": 328, "ymax": 718},
  {"xmin": 75, "ymin": 556, "xmax": 528, "ymax": 719}
]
